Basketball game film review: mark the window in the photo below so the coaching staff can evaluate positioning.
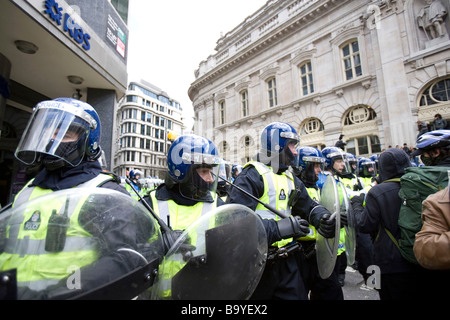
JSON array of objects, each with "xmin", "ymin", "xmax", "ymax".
[
  {"xmin": 300, "ymin": 61, "xmax": 314, "ymax": 96},
  {"xmin": 346, "ymin": 136, "xmax": 381, "ymax": 156},
  {"xmin": 241, "ymin": 90, "xmax": 249, "ymax": 117},
  {"xmin": 221, "ymin": 141, "xmax": 228, "ymax": 158},
  {"xmin": 341, "ymin": 40, "xmax": 362, "ymax": 81},
  {"xmin": 219, "ymin": 100, "xmax": 226, "ymax": 125},
  {"xmin": 300, "ymin": 118, "xmax": 324, "ymax": 135},
  {"xmin": 126, "ymin": 151, "xmax": 135, "ymax": 162},
  {"xmin": 268, "ymin": 77, "xmax": 278, "ymax": 107},
  {"xmin": 244, "ymin": 136, "xmax": 251, "ymax": 147},
  {"xmin": 344, "ymin": 105, "xmax": 376, "ymax": 125},
  {"xmin": 126, "ymin": 95, "xmax": 138, "ymax": 103},
  {"xmin": 420, "ymin": 77, "xmax": 450, "ymax": 106}
]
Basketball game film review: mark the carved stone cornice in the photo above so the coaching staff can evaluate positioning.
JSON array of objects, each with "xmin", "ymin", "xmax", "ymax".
[{"xmin": 188, "ymin": 0, "xmax": 348, "ymax": 101}]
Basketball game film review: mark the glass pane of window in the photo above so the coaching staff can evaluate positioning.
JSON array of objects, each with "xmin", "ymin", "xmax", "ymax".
[
  {"xmin": 302, "ymin": 77, "xmax": 307, "ymax": 86},
  {"xmin": 432, "ymin": 80, "xmax": 449, "ymax": 101},
  {"xmin": 358, "ymin": 137, "xmax": 368, "ymax": 155},
  {"xmin": 347, "ymin": 139, "xmax": 355, "ymax": 155},
  {"xmin": 352, "ymin": 41, "xmax": 359, "ymax": 53},
  {"xmin": 346, "ymin": 69, "xmax": 353, "ymax": 80},
  {"xmin": 303, "ymin": 86, "xmax": 308, "ymax": 96},
  {"xmin": 342, "ymin": 44, "xmax": 350, "ymax": 57},
  {"xmin": 344, "ymin": 58, "xmax": 352, "ymax": 69},
  {"xmin": 370, "ymin": 136, "xmax": 381, "ymax": 153},
  {"xmin": 353, "ymin": 54, "xmax": 361, "ymax": 67}
]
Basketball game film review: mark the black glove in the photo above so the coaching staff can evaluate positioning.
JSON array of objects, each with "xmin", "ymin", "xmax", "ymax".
[
  {"xmin": 317, "ymin": 213, "xmax": 336, "ymax": 238},
  {"xmin": 350, "ymin": 194, "xmax": 365, "ymax": 208},
  {"xmin": 277, "ymin": 216, "xmax": 310, "ymax": 239}
]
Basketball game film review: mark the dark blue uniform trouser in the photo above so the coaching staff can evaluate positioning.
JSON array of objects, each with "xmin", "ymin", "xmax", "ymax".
[
  {"xmin": 299, "ymin": 242, "xmax": 344, "ymax": 300},
  {"xmin": 250, "ymin": 253, "xmax": 308, "ymax": 300}
]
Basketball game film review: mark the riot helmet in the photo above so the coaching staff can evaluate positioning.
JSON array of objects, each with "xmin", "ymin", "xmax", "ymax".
[
  {"xmin": 166, "ymin": 134, "xmax": 220, "ymax": 202},
  {"xmin": 259, "ymin": 122, "xmax": 300, "ymax": 170},
  {"xmin": 369, "ymin": 154, "xmax": 379, "ymax": 171},
  {"xmin": 231, "ymin": 164, "xmax": 243, "ymax": 179},
  {"xmin": 322, "ymin": 146, "xmax": 351, "ymax": 177},
  {"xmin": 346, "ymin": 152, "xmax": 357, "ymax": 174},
  {"xmin": 412, "ymin": 129, "xmax": 450, "ymax": 166},
  {"xmin": 217, "ymin": 159, "xmax": 231, "ymax": 197},
  {"xmin": 15, "ymin": 98, "xmax": 101, "ymax": 171},
  {"xmin": 129, "ymin": 169, "xmax": 143, "ymax": 180},
  {"xmin": 295, "ymin": 146, "xmax": 325, "ymax": 185},
  {"xmin": 357, "ymin": 157, "xmax": 377, "ymax": 178}
]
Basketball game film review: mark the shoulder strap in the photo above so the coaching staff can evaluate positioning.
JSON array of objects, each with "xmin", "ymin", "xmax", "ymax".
[{"xmin": 382, "ymin": 178, "xmax": 401, "ymax": 183}]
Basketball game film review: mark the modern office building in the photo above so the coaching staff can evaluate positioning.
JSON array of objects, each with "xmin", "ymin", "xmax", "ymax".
[
  {"xmin": 0, "ymin": 0, "xmax": 129, "ymax": 206},
  {"xmin": 114, "ymin": 80, "xmax": 184, "ymax": 179},
  {"xmin": 188, "ymin": 0, "xmax": 450, "ymax": 164}
]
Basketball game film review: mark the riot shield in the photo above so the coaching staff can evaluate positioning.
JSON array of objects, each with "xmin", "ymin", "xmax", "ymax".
[
  {"xmin": 338, "ymin": 184, "xmax": 356, "ymax": 266},
  {"xmin": 0, "ymin": 188, "xmax": 164, "ymax": 300},
  {"xmin": 151, "ymin": 204, "xmax": 267, "ymax": 300},
  {"xmin": 316, "ymin": 175, "xmax": 341, "ymax": 279}
]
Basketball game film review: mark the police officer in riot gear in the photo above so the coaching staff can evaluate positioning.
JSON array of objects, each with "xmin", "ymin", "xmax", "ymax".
[
  {"xmin": 1, "ymin": 98, "xmax": 164, "ymax": 299},
  {"xmin": 293, "ymin": 146, "xmax": 344, "ymax": 300},
  {"xmin": 144, "ymin": 134, "xmax": 223, "ymax": 235},
  {"xmin": 228, "ymin": 122, "xmax": 334, "ymax": 300},
  {"xmin": 126, "ymin": 169, "xmax": 144, "ymax": 200}
]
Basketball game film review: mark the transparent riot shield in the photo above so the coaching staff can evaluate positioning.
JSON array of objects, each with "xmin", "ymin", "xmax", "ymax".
[
  {"xmin": 316, "ymin": 175, "xmax": 341, "ymax": 279},
  {"xmin": 0, "ymin": 188, "xmax": 164, "ymax": 300},
  {"xmin": 151, "ymin": 204, "xmax": 267, "ymax": 300},
  {"xmin": 338, "ymin": 183, "xmax": 356, "ymax": 266}
]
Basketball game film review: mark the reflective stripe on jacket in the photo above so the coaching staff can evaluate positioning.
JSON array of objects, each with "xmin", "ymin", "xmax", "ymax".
[
  {"xmin": 245, "ymin": 161, "xmax": 295, "ymax": 248},
  {"xmin": 150, "ymin": 191, "xmax": 217, "ymax": 297},
  {"xmin": 298, "ymin": 187, "xmax": 319, "ymax": 241},
  {"xmin": 0, "ymin": 174, "xmax": 114, "ymax": 291}
]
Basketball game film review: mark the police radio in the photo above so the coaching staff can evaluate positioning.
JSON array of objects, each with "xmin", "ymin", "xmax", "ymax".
[{"xmin": 45, "ymin": 198, "xmax": 70, "ymax": 252}]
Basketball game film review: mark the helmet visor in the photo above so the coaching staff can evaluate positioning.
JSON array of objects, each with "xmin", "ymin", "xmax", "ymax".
[
  {"xmin": 178, "ymin": 152, "xmax": 221, "ymax": 202},
  {"xmin": 328, "ymin": 150, "xmax": 351, "ymax": 175},
  {"xmin": 15, "ymin": 107, "xmax": 89, "ymax": 167},
  {"xmin": 360, "ymin": 161, "xmax": 377, "ymax": 177}
]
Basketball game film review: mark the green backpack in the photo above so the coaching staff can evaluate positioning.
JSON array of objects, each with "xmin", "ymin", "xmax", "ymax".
[{"xmin": 386, "ymin": 166, "xmax": 449, "ymax": 265}]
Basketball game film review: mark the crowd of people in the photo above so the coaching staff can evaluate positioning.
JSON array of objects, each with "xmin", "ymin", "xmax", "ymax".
[{"xmin": 0, "ymin": 97, "xmax": 449, "ymax": 300}]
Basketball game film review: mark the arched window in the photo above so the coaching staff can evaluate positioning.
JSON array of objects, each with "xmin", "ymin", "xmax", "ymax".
[
  {"xmin": 344, "ymin": 105, "xmax": 376, "ymax": 125},
  {"xmin": 300, "ymin": 118, "xmax": 324, "ymax": 135},
  {"xmin": 343, "ymin": 105, "xmax": 380, "ymax": 156},
  {"xmin": 420, "ymin": 77, "xmax": 450, "ymax": 106}
]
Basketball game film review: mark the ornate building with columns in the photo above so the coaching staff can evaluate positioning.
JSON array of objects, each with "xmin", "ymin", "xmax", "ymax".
[{"xmin": 188, "ymin": 0, "xmax": 450, "ymax": 164}]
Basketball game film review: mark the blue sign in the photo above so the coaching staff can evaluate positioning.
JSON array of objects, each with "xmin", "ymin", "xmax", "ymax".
[{"xmin": 44, "ymin": 0, "xmax": 91, "ymax": 51}]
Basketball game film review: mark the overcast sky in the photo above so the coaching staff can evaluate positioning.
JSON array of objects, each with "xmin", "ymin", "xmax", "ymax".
[{"xmin": 126, "ymin": 0, "xmax": 268, "ymax": 129}]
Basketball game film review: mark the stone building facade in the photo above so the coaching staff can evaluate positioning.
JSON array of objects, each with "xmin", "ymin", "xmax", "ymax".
[{"xmin": 188, "ymin": 0, "xmax": 450, "ymax": 164}]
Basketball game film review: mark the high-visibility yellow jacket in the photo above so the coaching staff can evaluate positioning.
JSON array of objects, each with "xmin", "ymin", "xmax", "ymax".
[
  {"xmin": 0, "ymin": 174, "xmax": 113, "ymax": 292},
  {"xmin": 245, "ymin": 161, "xmax": 295, "ymax": 248}
]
